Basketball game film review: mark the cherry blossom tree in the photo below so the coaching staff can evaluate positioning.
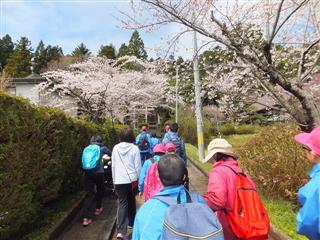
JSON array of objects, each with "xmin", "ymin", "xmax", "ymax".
[
  {"xmin": 39, "ymin": 56, "xmax": 168, "ymax": 123},
  {"xmin": 123, "ymin": 0, "xmax": 320, "ymax": 130}
]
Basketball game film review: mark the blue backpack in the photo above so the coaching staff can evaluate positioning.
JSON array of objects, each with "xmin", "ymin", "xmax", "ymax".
[
  {"xmin": 82, "ymin": 144, "xmax": 101, "ymax": 170},
  {"xmin": 155, "ymin": 191, "xmax": 224, "ymax": 240}
]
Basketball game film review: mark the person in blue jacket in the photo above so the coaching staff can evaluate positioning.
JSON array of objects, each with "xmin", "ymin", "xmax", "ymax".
[
  {"xmin": 138, "ymin": 144, "xmax": 167, "ymax": 197},
  {"xmin": 162, "ymin": 123, "xmax": 187, "ymax": 164},
  {"xmin": 136, "ymin": 125, "xmax": 151, "ymax": 166},
  {"xmin": 294, "ymin": 126, "xmax": 320, "ymax": 240},
  {"xmin": 149, "ymin": 130, "xmax": 161, "ymax": 155},
  {"xmin": 132, "ymin": 154, "xmax": 206, "ymax": 240}
]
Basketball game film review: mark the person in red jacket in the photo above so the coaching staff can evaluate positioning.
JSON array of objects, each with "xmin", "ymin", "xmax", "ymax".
[{"xmin": 202, "ymin": 138, "xmax": 254, "ymax": 240}]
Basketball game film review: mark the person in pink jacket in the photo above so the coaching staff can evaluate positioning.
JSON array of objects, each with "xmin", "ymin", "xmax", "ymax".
[{"xmin": 202, "ymin": 138, "xmax": 254, "ymax": 240}]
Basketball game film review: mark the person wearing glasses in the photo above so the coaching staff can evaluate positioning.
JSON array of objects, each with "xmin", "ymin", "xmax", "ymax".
[{"xmin": 294, "ymin": 127, "xmax": 320, "ymax": 240}]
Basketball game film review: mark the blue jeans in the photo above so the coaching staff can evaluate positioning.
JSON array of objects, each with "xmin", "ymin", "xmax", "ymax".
[{"xmin": 140, "ymin": 152, "xmax": 151, "ymax": 166}]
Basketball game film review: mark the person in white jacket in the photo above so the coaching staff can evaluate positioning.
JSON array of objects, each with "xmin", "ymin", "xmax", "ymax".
[{"xmin": 112, "ymin": 128, "xmax": 141, "ymax": 240}]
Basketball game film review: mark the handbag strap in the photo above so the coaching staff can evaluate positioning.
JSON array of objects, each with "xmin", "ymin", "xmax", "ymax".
[{"xmin": 117, "ymin": 149, "xmax": 132, "ymax": 183}]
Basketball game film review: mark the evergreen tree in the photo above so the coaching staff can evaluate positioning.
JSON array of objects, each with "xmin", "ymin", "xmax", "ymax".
[
  {"xmin": 46, "ymin": 45, "xmax": 63, "ymax": 62},
  {"xmin": 127, "ymin": 30, "xmax": 148, "ymax": 59},
  {"xmin": 34, "ymin": 40, "xmax": 47, "ymax": 73},
  {"xmin": 34, "ymin": 42, "xmax": 63, "ymax": 73},
  {"xmin": 71, "ymin": 43, "xmax": 91, "ymax": 60},
  {"xmin": 117, "ymin": 43, "xmax": 129, "ymax": 58},
  {"xmin": 4, "ymin": 37, "xmax": 32, "ymax": 77},
  {"xmin": 98, "ymin": 44, "xmax": 116, "ymax": 59},
  {"xmin": 0, "ymin": 34, "xmax": 14, "ymax": 71}
]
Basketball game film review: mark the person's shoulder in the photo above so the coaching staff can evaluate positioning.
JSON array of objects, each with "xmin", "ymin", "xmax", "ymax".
[
  {"xmin": 138, "ymin": 197, "xmax": 165, "ymax": 213},
  {"xmin": 132, "ymin": 144, "xmax": 140, "ymax": 152},
  {"xmin": 112, "ymin": 143, "xmax": 119, "ymax": 150}
]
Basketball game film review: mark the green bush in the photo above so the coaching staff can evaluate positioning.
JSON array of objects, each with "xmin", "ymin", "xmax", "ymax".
[
  {"xmin": 238, "ymin": 124, "xmax": 309, "ymax": 202},
  {"xmin": 0, "ymin": 93, "xmax": 118, "ymax": 239},
  {"xmin": 219, "ymin": 123, "xmax": 236, "ymax": 135},
  {"xmin": 178, "ymin": 109, "xmax": 212, "ymax": 146},
  {"xmin": 235, "ymin": 124, "xmax": 257, "ymax": 135}
]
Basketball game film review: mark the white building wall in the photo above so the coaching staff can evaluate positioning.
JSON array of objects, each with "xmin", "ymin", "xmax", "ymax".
[{"xmin": 15, "ymin": 84, "xmax": 40, "ymax": 104}]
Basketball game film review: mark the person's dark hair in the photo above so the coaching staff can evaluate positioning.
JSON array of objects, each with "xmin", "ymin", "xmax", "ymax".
[
  {"xmin": 90, "ymin": 135, "xmax": 103, "ymax": 144},
  {"xmin": 170, "ymin": 123, "xmax": 179, "ymax": 132},
  {"xmin": 150, "ymin": 130, "xmax": 157, "ymax": 138},
  {"xmin": 119, "ymin": 128, "xmax": 135, "ymax": 143},
  {"xmin": 158, "ymin": 154, "xmax": 185, "ymax": 186},
  {"xmin": 213, "ymin": 152, "xmax": 237, "ymax": 161}
]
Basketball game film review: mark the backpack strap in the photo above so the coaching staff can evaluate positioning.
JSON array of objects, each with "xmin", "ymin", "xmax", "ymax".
[
  {"xmin": 221, "ymin": 164, "xmax": 246, "ymax": 177},
  {"xmin": 177, "ymin": 190, "xmax": 192, "ymax": 204},
  {"xmin": 154, "ymin": 190, "xmax": 196, "ymax": 205}
]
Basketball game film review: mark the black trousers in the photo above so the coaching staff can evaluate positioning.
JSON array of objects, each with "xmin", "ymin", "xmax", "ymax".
[
  {"xmin": 114, "ymin": 183, "xmax": 136, "ymax": 234},
  {"xmin": 83, "ymin": 172, "xmax": 104, "ymax": 219}
]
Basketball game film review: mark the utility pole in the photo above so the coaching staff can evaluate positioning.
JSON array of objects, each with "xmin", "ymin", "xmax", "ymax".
[
  {"xmin": 193, "ymin": 31, "xmax": 205, "ymax": 161},
  {"xmin": 175, "ymin": 64, "xmax": 179, "ymax": 123},
  {"xmin": 266, "ymin": 0, "xmax": 270, "ymax": 40}
]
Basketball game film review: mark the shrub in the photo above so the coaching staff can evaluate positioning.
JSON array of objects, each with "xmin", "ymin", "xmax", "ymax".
[
  {"xmin": 177, "ymin": 108, "xmax": 212, "ymax": 146},
  {"xmin": 0, "ymin": 93, "xmax": 118, "ymax": 239},
  {"xmin": 235, "ymin": 124, "xmax": 257, "ymax": 135},
  {"xmin": 238, "ymin": 124, "xmax": 309, "ymax": 202},
  {"xmin": 219, "ymin": 123, "xmax": 236, "ymax": 135}
]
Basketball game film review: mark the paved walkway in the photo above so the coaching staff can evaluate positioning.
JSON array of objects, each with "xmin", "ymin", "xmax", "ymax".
[
  {"xmin": 57, "ymin": 161, "xmax": 276, "ymax": 240},
  {"xmin": 57, "ymin": 194, "xmax": 117, "ymax": 240}
]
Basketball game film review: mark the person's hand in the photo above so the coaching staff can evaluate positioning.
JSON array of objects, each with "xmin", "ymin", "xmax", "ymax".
[{"xmin": 138, "ymin": 192, "xmax": 142, "ymax": 198}]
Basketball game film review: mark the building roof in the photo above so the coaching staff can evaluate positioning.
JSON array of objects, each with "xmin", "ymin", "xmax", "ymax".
[{"xmin": 9, "ymin": 73, "xmax": 47, "ymax": 85}]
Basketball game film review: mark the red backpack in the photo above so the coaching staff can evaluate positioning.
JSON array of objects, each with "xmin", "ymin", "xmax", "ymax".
[{"xmin": 223, "ymin": 165, "xmax": 270, "ymax": 240}]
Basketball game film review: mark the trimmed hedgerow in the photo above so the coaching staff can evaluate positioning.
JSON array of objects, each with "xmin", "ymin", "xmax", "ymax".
[
  {"xmin": 0, "ymin": 93, "xmax": 121, "ymax": 239},
  {"xmin": 238, "ymin": 124, "xmax": 309, "ymax": 202}
]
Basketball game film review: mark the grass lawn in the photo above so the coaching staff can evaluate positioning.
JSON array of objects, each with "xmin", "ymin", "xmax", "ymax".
[{"xmin": 186, "ymin": 134, "xmax": 307, "ymax": 240}]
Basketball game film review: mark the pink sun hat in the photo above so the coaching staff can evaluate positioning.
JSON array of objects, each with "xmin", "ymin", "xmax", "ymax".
[
  {"xmin": 294, "ymin": 127, "xmax": 320, "ymax": 156},
  {"xmin": 165, "ymin": 143, "xmax": 176, "ymax": 153},
  {"xmin": 153, "ymin": 144, "xmax": 167, "ymax": 154}
]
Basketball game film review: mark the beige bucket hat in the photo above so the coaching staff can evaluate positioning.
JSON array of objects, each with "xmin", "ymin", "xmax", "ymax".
[{"xmin": 202, "ymin": 138, "xmax": 237, "ymax": 163}]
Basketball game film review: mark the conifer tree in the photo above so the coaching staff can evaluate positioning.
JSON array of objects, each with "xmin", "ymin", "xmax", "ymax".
[
  {"xmin": 0, "ymin": 34, "xmax": 14, "ymax": 70},
  {"xmin": 4, "ymin": 37, "xmax": 32, "ymax": 77},
  {"xmin": 98, "ymin": 44, "xmax": 116, "ymax": 59},
  {"xmin": 117, "ymin": 43, "xmax": 129, "ymax": 58},
  {"xmin": 127, "ymin": 30, "xmax": 148, "ymax": 59}
]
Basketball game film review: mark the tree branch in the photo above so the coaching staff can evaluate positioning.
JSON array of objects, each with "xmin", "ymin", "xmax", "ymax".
[
  {"xmin": 268, "ymin": 0, "xmax": 285, "ymax": 45},
  {"xmin": 298, "ymin": 38, "xmax": 320, "ymax": 81},
  {"xmin": 272, "ymin": 0, "xmax": 309, "ymax": 42}
]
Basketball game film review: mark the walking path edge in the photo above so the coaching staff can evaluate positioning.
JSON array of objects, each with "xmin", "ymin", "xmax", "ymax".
[{"xmin": 45, "ymin": 193, "xmax": 86, "ymax": 240}]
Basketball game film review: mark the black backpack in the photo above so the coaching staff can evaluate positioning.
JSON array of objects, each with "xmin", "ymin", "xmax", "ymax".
[{"xmin": 138, "ymin": 133, "xmax": 150, "ymax": 151}]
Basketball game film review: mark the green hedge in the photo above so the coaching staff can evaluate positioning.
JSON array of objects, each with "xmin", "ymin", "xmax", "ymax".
[
  {"xmin": 0, "ymin": 93, "xmax": 120, "ymax": 239},
  {"xmin": 216, "ymin": 124, "xmax": 257, "ymax": 136}
]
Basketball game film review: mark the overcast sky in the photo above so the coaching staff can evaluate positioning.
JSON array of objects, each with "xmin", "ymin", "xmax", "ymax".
[{"xmin": 1, "ymin": 0, "xmax": 198, "ymax": 59}]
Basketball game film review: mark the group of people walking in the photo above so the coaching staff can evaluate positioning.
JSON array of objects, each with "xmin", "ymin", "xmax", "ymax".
[{"xmin": 81, "ymin": 123, "xmax": 320, "ymax": 240}]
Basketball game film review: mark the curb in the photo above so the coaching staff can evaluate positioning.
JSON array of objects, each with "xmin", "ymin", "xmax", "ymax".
[
  {"xmin": 104, "ymin": 216, "xmax": 117, "ymax": 240},
  {"xmin": 46, "ymin": 193, "xmax": 85, "ymax": 240},
  {"xmin": 188, "ymin": 158, "xmax": 291, "ymax": 240}
]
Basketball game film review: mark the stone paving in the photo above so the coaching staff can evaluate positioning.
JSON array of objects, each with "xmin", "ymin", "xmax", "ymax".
[
  {"xmin": 57, "ymin": 161, "xmax": 275, "ymax": 240},
  {"xmin": 57, "ymin": 194, "xmax": 117, "ymax": 240}
]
